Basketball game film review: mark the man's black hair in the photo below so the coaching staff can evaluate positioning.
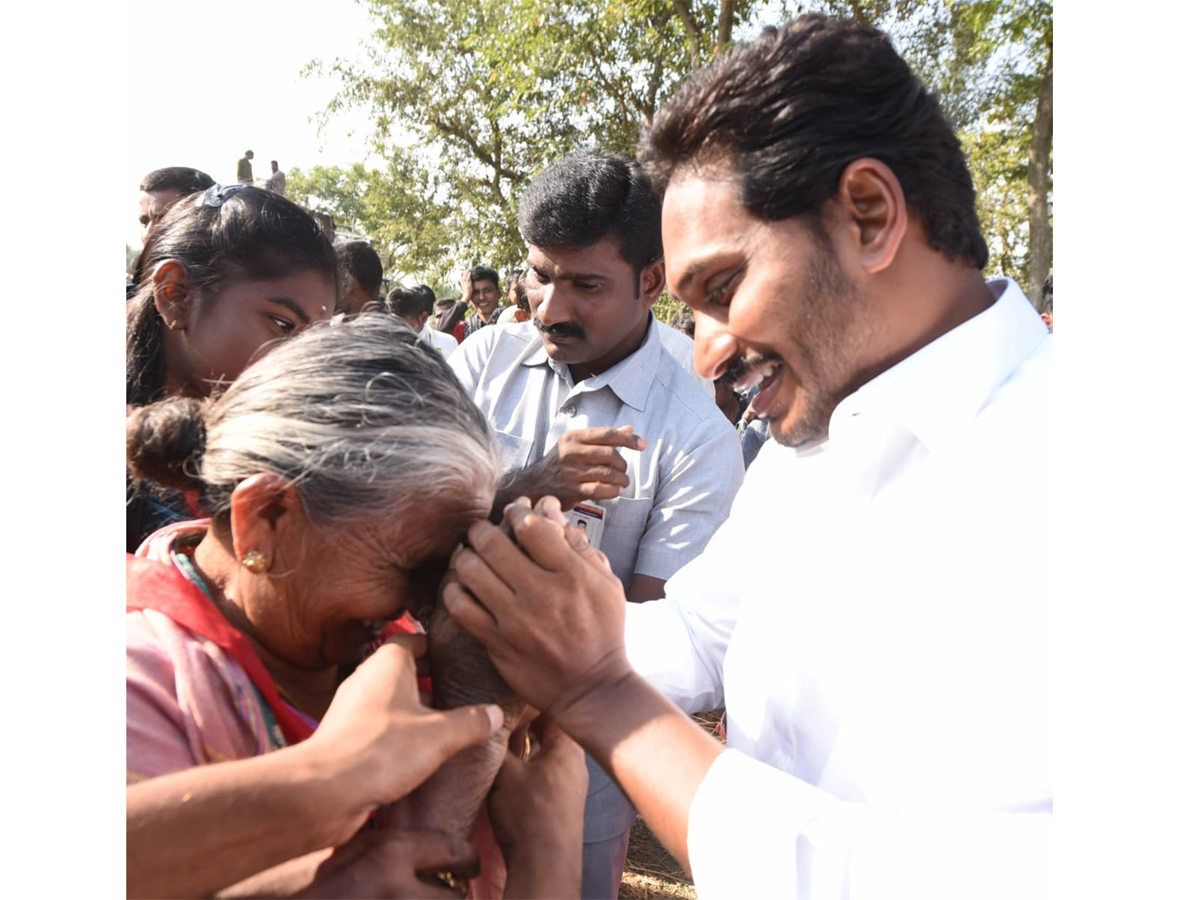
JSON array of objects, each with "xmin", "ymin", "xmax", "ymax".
[
  {"xmin": 469, "ymin": 265, "xmax": 500, "ymax": 290},
  {"xmin": 385, "ymin": 286, "xmax": 428, "ymax": 320},
  {"xmin": 1039, "ymin": 274, "xmax": 1053, "ymax": 315},
  {"xmin": 335, "ymin": 240, "xmax": 384, "ymax": 298},
  {"xmin": 640, "ymin": 14, "xmax": 988, "ymax": 269},
  {"xmin": 416, "ymin": 285, "xmax": 437, "ymax": 317},
  {"xmin": 518, "ymin": 149, "xmax": 663, "ymax": 273},
  {"xmin": 670, "ymin": 310, "xmax": 696, "ymax": 337},
  {"xmin": 139, "ymin": 167, "xmax": 215, "ymax": 196}
]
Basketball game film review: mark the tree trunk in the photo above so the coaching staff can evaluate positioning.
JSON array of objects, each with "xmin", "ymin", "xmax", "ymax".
[
  {"xmin": 1026, "ymin": 44, "xmax": 1053, "ymax": 300},
  {"xmin": 670, "ymin": 0, "xmax": 703, "ymax": 65},
  {"xmin": 717, "ymin": 0, "xmax": 734, "ymax": 50}
]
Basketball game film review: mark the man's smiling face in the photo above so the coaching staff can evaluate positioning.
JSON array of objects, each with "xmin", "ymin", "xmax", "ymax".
[{"xmin": 661, "ymin": 172, "xmax": 874, "ymax": 449}]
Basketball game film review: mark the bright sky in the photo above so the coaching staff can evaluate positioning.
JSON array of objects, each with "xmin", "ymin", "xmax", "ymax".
[{"xmin": 126, "ymin": 0, "xmax": 381, "ymax": 249}]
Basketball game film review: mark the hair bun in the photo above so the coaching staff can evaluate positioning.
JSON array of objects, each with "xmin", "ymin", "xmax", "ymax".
[{"xmin": 127, "ymin": 397, "xmax": 208, "ymax": 492}]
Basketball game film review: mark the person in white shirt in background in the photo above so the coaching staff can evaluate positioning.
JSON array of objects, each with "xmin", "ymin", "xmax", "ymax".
[
  {"xmin": 385, "ymin": 284, "xmax": 459, "ymax": 357},
  {"xmin": 445, "ymin": 13, "xmax": 1052, "ymax": 900},
  {"xmin": 265, "ymin": 160, "xmax": 286, "ymax": 195}
]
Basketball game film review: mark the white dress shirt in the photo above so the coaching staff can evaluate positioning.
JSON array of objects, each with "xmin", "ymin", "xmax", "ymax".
[
  {"xmin": 656, "ymin": 318, "xmax": 717, "ymax": 401},
  {"xmin": 626, "ymin": 278, "xmax": 1053, "ymax": 899},
  {"xmin": 449, "ymin": 313, "xmax": 744, "ymax": 591},
  {"xmin": 419, "ymin": 321, "xmax": 459, "ymax": 358}
]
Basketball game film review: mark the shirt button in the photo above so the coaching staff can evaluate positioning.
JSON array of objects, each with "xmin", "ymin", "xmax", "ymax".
[{"xmin": 564, "ymin": 405, "xmax": 577, "ymax": 417}]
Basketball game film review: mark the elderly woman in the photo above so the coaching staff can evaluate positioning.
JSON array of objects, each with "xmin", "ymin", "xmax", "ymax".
[{"xmin": 126, "ymin": 316, "xmax": 585, "ymax": 899}]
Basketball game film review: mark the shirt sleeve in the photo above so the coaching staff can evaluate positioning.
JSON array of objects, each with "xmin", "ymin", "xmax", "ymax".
[
  {"xmin": 127, "ymin": 612, "xmax": 265, "ymax": 783},
  {"xmin": 632, "ymin": 420, "xmax": 744, "ymax": 582},
  {"xmin": 688, "ymin": 749, "xmax": 1052, "ymax": 900},
  {"xmin": 446, "ymin": 327, "xmax": 490, "ymax": 392}
]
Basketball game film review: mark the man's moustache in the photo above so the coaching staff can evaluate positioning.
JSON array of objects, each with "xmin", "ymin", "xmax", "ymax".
[{"xmin": 533, "ymin": 317, "xmax": 586, "ymax": 340}]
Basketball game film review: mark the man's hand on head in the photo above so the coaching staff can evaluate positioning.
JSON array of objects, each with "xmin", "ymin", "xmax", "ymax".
[{"xmin": 491, "ymin": 426, "xmax": 647, "ymax": 519}]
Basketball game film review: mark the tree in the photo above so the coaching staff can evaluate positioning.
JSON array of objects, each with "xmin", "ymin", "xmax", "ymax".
[
  {"xmin": 810, "ymin": 0, "xmax": 1052, "ymax": 294},
  {"xmin": 306, "ymin": 0, "xmax": 1050, "ymax": 295},
  {"xmin": 310, "ymin": 0, "xmax": 767, "ymax": 279}
]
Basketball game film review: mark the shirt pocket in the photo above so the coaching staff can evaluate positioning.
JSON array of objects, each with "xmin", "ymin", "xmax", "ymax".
[
  {"xmin": 595, "ymin": 495, "xmax": 653, "ymax": 587},
  {"xmin": 494, "ymin": 430, "xmax": 534, "ymax": 474}
]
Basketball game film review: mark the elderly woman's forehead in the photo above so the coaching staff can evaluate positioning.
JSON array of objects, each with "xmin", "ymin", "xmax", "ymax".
[{"xmin": 349, "ymin": 496, "xmax": 490, "ymax": 559}]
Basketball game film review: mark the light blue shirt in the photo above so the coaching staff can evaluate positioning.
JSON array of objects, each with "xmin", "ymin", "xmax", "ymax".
[{"xmin": 449, "ymin": 313, "xmax": 744, "ymax": 591}]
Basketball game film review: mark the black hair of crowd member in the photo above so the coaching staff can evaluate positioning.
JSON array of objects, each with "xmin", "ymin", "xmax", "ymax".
[
  {"xmin": 126, "ymin": 186, "xmax": 338, "ymax": 407},
  {"xmin": 336, "ymin": 240, "xmax": 385, "ymax": 300},
  {"xmin": 385, "ymin": 286, "xmax": 429, "ymax": 321},
  {"xmin": 639, "ymin": 14, "xmax": 988, "ymax": 270},
  {"xmin": 505, "ymin": 269, "xmax": 530, "ymax": 315},
  {"xmin": 469, "ymin": 265, "xmax": 500, "ymax": 291},
  {"xmin": 139, "ymin": 167, "xmax": 216, "ymax": 196},
  {"xmin": 417, "ymin": 285, "xmax": 437, "ymax": 317},
  {"xmin": 518, "ymin": 149, "xmax": 664, "ymax": 283}
]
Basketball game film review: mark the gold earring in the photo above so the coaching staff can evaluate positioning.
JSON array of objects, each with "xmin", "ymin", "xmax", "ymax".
[{"xmin": 241, "ymin": 550, "xmax": 268, "ymax": 573}]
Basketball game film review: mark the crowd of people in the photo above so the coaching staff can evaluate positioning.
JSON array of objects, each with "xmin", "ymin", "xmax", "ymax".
[{"xmin": 125, "ymin": 14, "xmax": 1052, "ymax": 900}]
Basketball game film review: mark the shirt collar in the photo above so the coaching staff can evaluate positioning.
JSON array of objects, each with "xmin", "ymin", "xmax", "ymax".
[
  {"xmin": 520, "ymin": 312, "xmax": 663, "ymax": 412},
  {"xmin": 829, "ymin": 277, "xmax": 1050, "ymax": 454}
]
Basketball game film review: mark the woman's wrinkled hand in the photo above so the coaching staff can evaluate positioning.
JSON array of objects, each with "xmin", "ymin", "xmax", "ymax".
[{"xmin": 487, "ymin": 717, "xmax": 587, "ymax": 899}]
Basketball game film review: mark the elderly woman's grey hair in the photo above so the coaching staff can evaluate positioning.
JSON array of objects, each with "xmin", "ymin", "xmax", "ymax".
[{"xmin": 128, "ymin": 314, "xmax": 501, "ymax": 529}]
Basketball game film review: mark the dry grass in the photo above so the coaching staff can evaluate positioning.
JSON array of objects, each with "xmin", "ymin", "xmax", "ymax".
[{"xmin": 617, "ymin": 711, "xmax": 724, "ymax": 900}]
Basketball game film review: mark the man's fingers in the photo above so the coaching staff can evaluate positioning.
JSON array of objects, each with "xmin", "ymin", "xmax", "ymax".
[
  {"xmin": 559, "ymin": 443, "xmax": 632, "ymax": 471},
  {"xmin": 580, "ymin": 464, "xmax": 630, "ymax": 486},
  {"xmin": 462, "ymin": 519, "xmax": 554, "ymax": 591},
  {"xmin": 532, "ymin": 494, "xmax": 570, "ymax": 526},
  {"xmin": 451, "ymin": 545, "xmax": 518, "ymax": 611},
  {"xmin": 442, "ymin": 581, "xmax": 500, "ymax": 642},
  {"xmin": 509, "ymin": 505, "xmax": 598, "ymax": 573},
  {"xmin": 563, "ymin": 426, "xmax": 646, "ymax": 451},
  {"xmin": 424, "ymin": 703, "xmax": 506, "ymax": 761}
]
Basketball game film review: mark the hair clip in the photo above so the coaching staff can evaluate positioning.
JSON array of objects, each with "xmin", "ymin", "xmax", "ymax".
[{"xmin": 199, "ymin": 183, "xmax": 250, "ymax": 208}]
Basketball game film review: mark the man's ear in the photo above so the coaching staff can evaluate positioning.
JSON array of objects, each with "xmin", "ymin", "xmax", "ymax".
[
  {"xmin": 228, "ymin": 473, "xmax": 303, "ymax": 573},
  {"xmin": 836, "ymin": 158, "xmax": 908, "ymax": 275},
  {"xmin": 152, "ymin": 260, "xmax": 193, "ymax": 331},
  {"xmin": 640, "ymin": 258, "xmax": 666, "ymax": 307}
]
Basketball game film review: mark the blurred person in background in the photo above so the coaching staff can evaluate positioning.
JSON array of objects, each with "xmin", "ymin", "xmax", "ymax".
[{"xmin": 335, "ymin": 240, "xmax": 385, "ymax": 315}]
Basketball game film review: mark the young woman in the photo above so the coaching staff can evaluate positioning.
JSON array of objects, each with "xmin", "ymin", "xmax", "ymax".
[{"xmin": 126, "ymin": 183, "xmax": 339, "ymax": 551}]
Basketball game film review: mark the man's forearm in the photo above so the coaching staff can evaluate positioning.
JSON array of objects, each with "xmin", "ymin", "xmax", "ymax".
[
  {"xmin": 127, "ymin": 745, "xmax": 357, "ymax": 899},
  {"xmin": 554, "ymin": 670, "xmax": 723, "ymax": 874}
]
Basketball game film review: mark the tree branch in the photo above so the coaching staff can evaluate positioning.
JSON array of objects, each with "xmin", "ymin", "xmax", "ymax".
[
  {"xmin": 430, "ymin": 113, "xmax": 526, "ymax": 184},
  {"xmin": 584, "ymin": 43, "xmax": 636, "ymax": 132},
  {"xmin": 670, "ymin": 0, "xmax": 703, "ymax": 65},
  {"xmin": 717, "ymin": 0, "xmax": 734, "ymax": 50}
]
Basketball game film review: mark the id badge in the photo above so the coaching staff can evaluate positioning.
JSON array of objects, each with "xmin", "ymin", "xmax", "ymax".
[{"xmin": 570, "ymin": 502, "xmax": 605, "ymax": 549}]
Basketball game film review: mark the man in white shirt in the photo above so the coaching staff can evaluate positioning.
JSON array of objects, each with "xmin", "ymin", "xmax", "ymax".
[
  {"xmin": 265, "ymin": 160, "xmax": 286, "ymax": 195},
  {"xmin": 385, "ymin": 285, "xmax": 459, "ymax": 357},
  {"xmin": 448, "ymin": 148, "xmax": 743, "ymax": 899},
  {"xmin": 445, "ymin": 14, "xmax": 1051, "ymax": 900}
]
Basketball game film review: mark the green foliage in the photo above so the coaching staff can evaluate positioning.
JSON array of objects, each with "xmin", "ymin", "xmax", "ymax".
[{"xmin": 300, "ymin": 0, "xmax": 1051, "ymax": 291}]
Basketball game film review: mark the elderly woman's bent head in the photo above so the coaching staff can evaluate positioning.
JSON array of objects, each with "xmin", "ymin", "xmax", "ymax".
[{"xmin": 128, "ymin": 315, "xmax": 500, "ymax": 675}]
